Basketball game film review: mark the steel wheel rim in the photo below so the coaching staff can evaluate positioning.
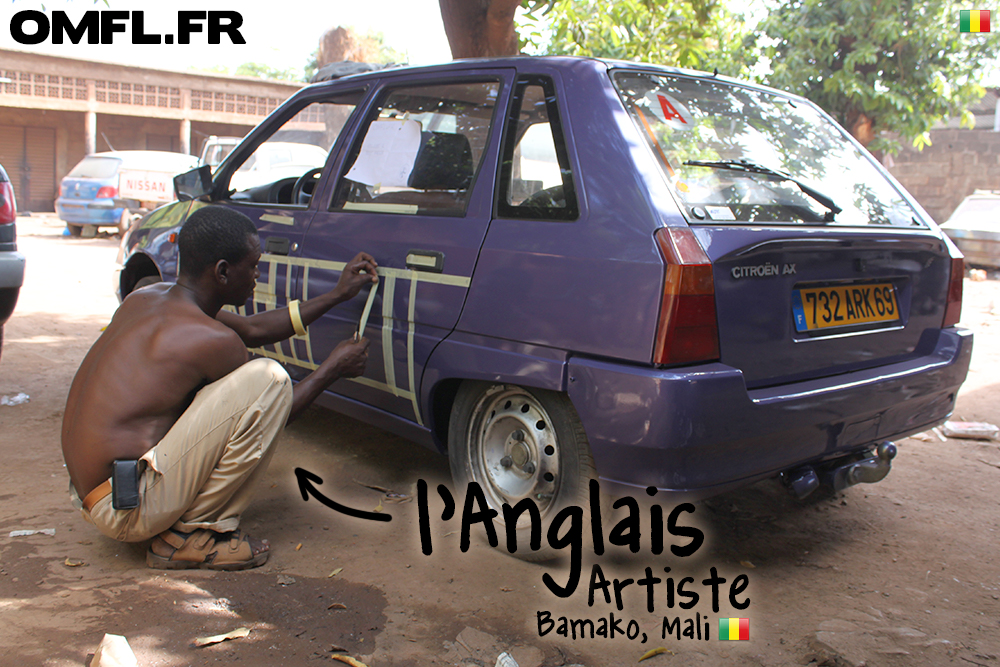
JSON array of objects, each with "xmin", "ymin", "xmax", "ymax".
[{"xmin": 469, "ymin": 386, "xmax": 561, "ymax": 520}]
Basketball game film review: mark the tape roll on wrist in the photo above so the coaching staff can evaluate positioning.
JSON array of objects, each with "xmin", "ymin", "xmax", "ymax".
[{"xmin": 289, "ymin": 299, "xmax": 307, "ymax": 337}]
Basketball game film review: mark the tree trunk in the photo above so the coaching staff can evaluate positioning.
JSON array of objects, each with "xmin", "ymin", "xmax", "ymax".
[
  {"xmin": 438, "ymin": 0, "xmax": 522, "ymax": 59},
  {"xmin": 846, "ymin": 108, "xmax": 875, "ymax": 148}
]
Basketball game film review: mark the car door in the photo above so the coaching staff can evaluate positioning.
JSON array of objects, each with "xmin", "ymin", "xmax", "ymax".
[
  {"xmin": 293, "ymin": 71, "xmax": 514, "ymax": 427},
  {"xmin": 212, "ymin": 87, "xmax": 369, "ymax": 369}
]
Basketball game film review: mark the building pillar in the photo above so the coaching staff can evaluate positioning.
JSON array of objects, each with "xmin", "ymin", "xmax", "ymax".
[
  {"xmin": 180, "ymin": 88, "xmax": 193, "ymax": 155},
  {"xmin": 85, "ymin": 79, "xmax": 97, "ymax": 155},
  {"xmin": 84, "ymin": 111, "xmax": 97, "ymax": 155},
  {"xmin": 180, "ymin": 118, "xmax": 191, "ymax": 156}
]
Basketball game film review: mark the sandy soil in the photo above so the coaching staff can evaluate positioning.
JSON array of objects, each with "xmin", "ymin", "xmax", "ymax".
[{"xmin": 1, "ymin": 214, "xmax": 998, "ymax": 667}]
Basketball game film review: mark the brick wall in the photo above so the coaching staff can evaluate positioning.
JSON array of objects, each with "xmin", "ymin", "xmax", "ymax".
[{"xmin": 886, "ymin": 129, "xmax": 1000, "ymax": 225}]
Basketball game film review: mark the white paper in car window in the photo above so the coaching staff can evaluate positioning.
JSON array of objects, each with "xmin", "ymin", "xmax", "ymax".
[{"xmin": 345, "ymin": 119, "xmax": 422, "ymax": 187}]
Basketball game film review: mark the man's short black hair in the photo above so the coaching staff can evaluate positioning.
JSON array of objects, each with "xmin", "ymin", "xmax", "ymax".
[{"xmin": 177, "ymin": 206, "xmax": 259, "ymax": 278}]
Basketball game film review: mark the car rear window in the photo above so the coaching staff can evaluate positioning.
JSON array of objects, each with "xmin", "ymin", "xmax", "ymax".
[
  {"xmin": 67, "ymin": 156, "xmax": 122, "ymax": 179},
  {"xmin": 613, "ymin": 71, "xmax": 924, "ymax": 228}
]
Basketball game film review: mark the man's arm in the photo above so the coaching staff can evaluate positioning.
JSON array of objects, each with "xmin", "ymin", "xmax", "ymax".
[
  {"xmin": 287, "ymin": 336, "xmax": 370, "ymax": 425},
  {"xmin": 217, "ymin": 252, "xmax": 378, "ymax": 347}
]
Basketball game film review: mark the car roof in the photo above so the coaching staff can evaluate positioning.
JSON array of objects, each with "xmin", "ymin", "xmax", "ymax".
[
  {"xmin": 299, "ymin": 55, "xmax": 805, "ymax": 104},
  {"xmin": 82, "ymin": 150, "xmax": 200, "ymax": 171}
]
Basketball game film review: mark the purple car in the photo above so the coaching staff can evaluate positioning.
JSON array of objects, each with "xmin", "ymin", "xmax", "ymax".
[{"xmin": 119, "ymin": 57, "xmax": 971, "ymax": 533}]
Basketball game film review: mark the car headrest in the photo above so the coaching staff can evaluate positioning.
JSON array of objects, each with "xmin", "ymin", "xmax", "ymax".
[{"xmin": 407, "ymin": 132, "xmax": 473, "ymax": 191}]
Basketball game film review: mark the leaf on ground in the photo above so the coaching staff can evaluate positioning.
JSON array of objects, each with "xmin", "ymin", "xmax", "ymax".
[
  {"xmin": 638, "ymin": 647, "xmax": 674, "ymax": 661},
  {"xmin": 331, "ymin": 655, "xmax": 369, "ymax": 667},
  {"xmin": 327, "ymin": 602, "xmax": 347, "ymax": 610},
  {"xmin": 328, "ymin": 567, "xmax": 343, "ymax": 578},
  {"xmin": 740, "ymin": 560, "xmax": 756, "ymax": 568},
  {"xmin": 63, "ymin": 557, "xmax": 86, "ymax": 567},
  {"xmin": 353, "ymin": 480, "xmax": 391, "ymax": 493},
  {"xmin": 193, "ymin": 627, "xmax": 251, "ymax": 647}
]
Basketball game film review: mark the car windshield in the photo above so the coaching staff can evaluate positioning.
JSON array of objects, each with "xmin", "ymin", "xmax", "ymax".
[
  {"xmin": 613, "ymin": 71, "xmax": 923, "ymax": 228},
  {"xmin": 67, "ymin": 156, "xmax": 121, "ymax": 179},
  {"xmin": 947, "ymin": 196, "xmax": 1000, "ymax": 228}
]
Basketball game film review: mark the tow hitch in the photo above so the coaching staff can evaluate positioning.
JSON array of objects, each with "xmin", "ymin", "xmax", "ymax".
[{"xmin": 782, "ymin": 442, "xmax": 897, "ymax": 499}]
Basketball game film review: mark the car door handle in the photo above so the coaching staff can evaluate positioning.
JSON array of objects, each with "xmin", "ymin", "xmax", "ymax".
[
  {"xmin": 406, "ymin": 250, "xmax": 444, "ymax": 273},
  {"xmin": 265, "ymin": 236, "xmax": 291, "ymax": 255}
]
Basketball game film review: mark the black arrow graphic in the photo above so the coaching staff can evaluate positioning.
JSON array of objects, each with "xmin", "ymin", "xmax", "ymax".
[{"xmin": 295, "ymin": 467, "xmax": 392, "ymax": 522}]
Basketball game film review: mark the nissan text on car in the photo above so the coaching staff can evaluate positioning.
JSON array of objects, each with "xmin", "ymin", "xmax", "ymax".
[{"xmin": 119, "ymin": 57, "xmax": 972, "ymax": 553}]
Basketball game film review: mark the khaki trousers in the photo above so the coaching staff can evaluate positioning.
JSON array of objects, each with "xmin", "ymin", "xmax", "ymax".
[{"xmin": 76, "ymin": 358, "xmax": 293, "ymax": 542}]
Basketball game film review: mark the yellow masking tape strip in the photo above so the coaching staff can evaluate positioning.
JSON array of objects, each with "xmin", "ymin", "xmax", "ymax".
[
  {"xmin": 259, "ymin": 214, "xmax": 295, "ymax": 226},
  {"xmin": 343, "ymin": 202, "xmax": 419, "ymax": 215},
  {"xmin": 381, "ymin": 275, "xmax": 398, "ymax": 396},
  {"xmin": 407, "ymin": 277, "xmax": 423, "ymax": 426}
]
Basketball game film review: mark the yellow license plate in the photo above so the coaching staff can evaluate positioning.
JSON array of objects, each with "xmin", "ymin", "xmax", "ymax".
[{"xmin": 793, "ymin": 283, "xmax": 899, "ymax": 332}]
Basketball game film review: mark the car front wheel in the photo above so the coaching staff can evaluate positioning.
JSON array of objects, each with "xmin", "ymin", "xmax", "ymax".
[{"xmin": 448, "ymin": 381, "xmax": 596, "ymax": 561}]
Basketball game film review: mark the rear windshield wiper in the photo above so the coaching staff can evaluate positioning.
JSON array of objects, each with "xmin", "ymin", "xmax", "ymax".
[{"xmin": 683, "ymin": 158, "xmax": 842, "ymax": 221}]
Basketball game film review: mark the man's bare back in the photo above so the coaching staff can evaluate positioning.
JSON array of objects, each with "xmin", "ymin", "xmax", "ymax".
[
  {"xmin": 62, "ymin": 206, "xmax": 374, "ymax": 570},
  {"xmin": 62, "ymin": 283, "xmax": 249, "ymax": 498}
]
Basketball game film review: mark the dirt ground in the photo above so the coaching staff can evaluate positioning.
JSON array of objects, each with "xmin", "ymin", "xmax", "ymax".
[{"xmin": 1, "ymin": 213, "xmax": 998, "ymax": 667}]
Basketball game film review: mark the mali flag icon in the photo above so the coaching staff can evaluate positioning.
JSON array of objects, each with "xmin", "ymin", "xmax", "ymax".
[
  {"xmin": 719, "ymin": 618, "xmax": 750, "ymax": 641},
  {"xmin": 960, "ymin": 10, "xmax": 991, "ymax": 32}
]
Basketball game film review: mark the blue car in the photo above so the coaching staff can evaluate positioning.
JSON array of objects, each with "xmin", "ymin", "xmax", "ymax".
[
  {"xmin": 119, "ymin": 57, "xmax": 972, "ymax": 542},
  {"xmin": 57, "ymin": 150, "xmax": 198, "ymax": 236}
]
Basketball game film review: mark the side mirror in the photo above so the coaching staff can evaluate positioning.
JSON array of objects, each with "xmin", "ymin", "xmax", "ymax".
[{"xmin": 174, "ymin": 165, "xmax": 213, "ymax": 201}]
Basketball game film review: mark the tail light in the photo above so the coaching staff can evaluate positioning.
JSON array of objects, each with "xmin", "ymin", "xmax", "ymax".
[
  {"xmin": 653, "ymin": 227, "xmax": 720, "ymax": 365},
  {"xmin": 96, "ymin": 185, "xmax": 118, "ymax": 199},
  {"xmin": 943, "ymin": 255, "xmax": 964, "ymax": 327},
  {"xmin": 0, "ymin": 182, "xmax": 16, "ymax": 223}
]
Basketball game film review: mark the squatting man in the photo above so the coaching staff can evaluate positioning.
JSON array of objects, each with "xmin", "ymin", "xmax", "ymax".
[{"xmin": 61, "ymin": 205, "xmax": 376, "ymax": 570}]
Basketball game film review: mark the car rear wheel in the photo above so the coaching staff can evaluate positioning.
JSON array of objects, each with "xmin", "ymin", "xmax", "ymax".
[{"xmin": 448, "ymin": 381, "xmax": 596, "ymax": 561}]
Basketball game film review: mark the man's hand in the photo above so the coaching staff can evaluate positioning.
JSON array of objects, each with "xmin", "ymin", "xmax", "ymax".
[
  {"xmin": 325, "ymin": 336, "xmax": 370, "ymax": 379},
  {"xmin": 288, "ymin": 336, "xmax": 371, "ymax": 425},
  {"xmin": 334, "ymin": 252, "xmax": 378, "ymax": 302}
]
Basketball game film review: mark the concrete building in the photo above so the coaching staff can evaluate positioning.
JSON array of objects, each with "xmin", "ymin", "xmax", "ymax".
[
  {"xmin": 0, "ymin": 48, "xmax": 304, "ymax": 212},
  {"xmin": 886, "ymin": 89, "xmax": 1000, "ymax": 225}
]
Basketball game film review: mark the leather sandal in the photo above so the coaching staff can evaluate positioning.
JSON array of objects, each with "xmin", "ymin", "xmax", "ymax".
[{"xmin": 146, "ymin": 528, "xmax": 269, "ymax": 570}]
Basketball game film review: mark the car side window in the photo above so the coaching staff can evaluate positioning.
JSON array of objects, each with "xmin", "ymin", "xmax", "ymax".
[
  {"xmin": 497, "ymin": 77, "xmax": 578, "ymax": 221},
  {"xmin": 331, "ymin": 80, "xmax": 501, "ymax": 216},
  {"xmin": 225, "ymin": 92, "xmax": 361, "ymax": 206}
]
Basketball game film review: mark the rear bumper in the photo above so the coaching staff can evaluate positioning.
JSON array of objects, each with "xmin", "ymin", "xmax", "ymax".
[
  {"xmin": 56, "ymin": 199, "xmax": 123, "ymax": 225},
  {"xmin": 0, "ymin": 251, "xmax": 25, "ymax": 290},
  {"xmin": 567, "ymin": 327, "xmax": 973, "ymax": 498},
  {"xmin": 0, "ymin": 251, "xmax": 24, "ymax": 324}
]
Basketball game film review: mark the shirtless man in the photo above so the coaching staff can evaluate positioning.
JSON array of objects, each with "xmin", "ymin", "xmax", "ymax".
[{"xmin": 62, "ymin": 205, "xmax": 376, "ymax": 570}]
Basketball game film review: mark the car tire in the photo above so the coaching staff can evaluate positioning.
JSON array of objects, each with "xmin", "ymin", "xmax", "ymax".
[
  {"xmin": 448, "ymin": 381, "xmax": 596, "ymax": 561},
  {"xmin": 67, "ymin": 224, "xmax": 82, "ymax": 238}
]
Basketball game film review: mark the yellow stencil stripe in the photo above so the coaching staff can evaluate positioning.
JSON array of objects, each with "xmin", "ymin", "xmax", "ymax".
[
  {"xmin": 381, "ymin": 274, "xmax": 398, "ymax": 396},
  {"xmin": 407, "ymin": 276, "xmax": 423, "ymax": 425}
]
